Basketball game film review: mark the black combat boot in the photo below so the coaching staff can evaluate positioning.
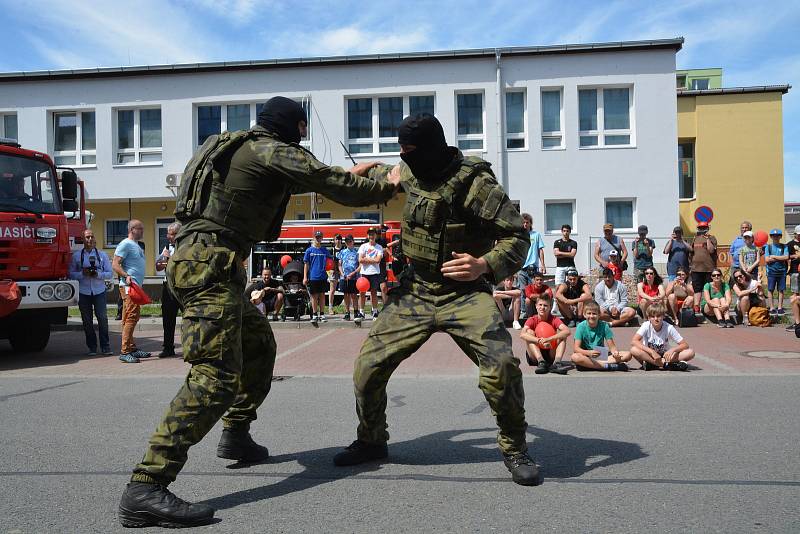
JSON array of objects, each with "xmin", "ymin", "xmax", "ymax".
[
  {"xmin": 333, "ymin": 440, "xmax": 388, "ymax": 466},
  {"xmin": 216, "ymin": 428, "xmax": 270, "ymax": 462},
  {"xmin": 503, "ymin": 451, "xmax": 542, "ymax": 486},
  {"xmin": 118, "ymin": 482, "xmax": 214, "ymax": 528}
]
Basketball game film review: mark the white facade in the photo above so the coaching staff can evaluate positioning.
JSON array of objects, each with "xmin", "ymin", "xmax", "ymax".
[{"xmin": 0, "ymin": 40, "xmax": 680, "ymax": 272}]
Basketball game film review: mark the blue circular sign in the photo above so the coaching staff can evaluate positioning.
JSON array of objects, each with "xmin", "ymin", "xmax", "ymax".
[{"xmin": 694, "ymin": 205, "xmax": 714, "ymax": 223}]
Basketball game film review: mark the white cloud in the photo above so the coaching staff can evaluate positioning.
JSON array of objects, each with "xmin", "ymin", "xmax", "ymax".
[{"xmin": 301, "ymin": 25, "xmax": 431, "ymax": 56}]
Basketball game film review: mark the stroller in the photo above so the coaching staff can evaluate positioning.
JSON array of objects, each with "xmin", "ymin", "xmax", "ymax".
[{"xmin": 280, "ymin": 260, "xmax": 310, "ymax": 321}]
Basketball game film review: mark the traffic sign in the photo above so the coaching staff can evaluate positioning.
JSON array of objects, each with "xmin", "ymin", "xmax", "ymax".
[{"xmin": 694, "ymin": 205, "xmax": 714, "ymax": 223}]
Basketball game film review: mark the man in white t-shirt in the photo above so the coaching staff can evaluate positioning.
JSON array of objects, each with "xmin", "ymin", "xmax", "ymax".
[
  {"xmin": 357, "ymin": 227, "xmax": 384, "ymax": 321},
  {"xmin": 630, "ymin": 303, "xmax": 695, "ymax": 371}
]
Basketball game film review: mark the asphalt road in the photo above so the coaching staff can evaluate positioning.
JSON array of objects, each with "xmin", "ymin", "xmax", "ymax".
[{"xmin": 1, "ymin": 371, "xmax": 799, "ymax": 533}]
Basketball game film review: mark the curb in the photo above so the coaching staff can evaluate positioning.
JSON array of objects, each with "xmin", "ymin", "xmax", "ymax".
[{"xmin": 55, "ymin": 316, "xmax": 380, "ymax": 332}]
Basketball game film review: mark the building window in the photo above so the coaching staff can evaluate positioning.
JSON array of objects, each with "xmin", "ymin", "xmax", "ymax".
[
  {"xmin": 578, "ymin": 87, "xmax": 633, "ymax": 148},
  {"xmin": 353, "ymin": 211, "xmax": 380, "ymax": 223},
  {"xmin": 541, "ymin": 89, "xmax": 563, "ymax": 149},
  {"xmin": 691, "ymin": 78, "xmax": 709, "ymax": 90},
  {"xmin": 545, "ymin": 200, "xmax": 575, "ymax": 233},
  {"xmin": 316, "ymin": 212, "xmax": 331, "ymax": 219},
  {"xmin": 676, "ymin": 75, "xmax": 687, "ymax": 89},
  {"xmin": 115, "ymin": 107, "xmax": 162, "ymax": 165},
  {"xmin": 105, "ymin": 219, "xmax": 129, "ymax": 247},
  {"xmin": 295, "ymin": 213, "xmax": 306, "ymax": 220},
  {"xmin": 456, "ymin": 92, "xmax": 484, "ymax": 151},
  {"xmin": 0, "ymin": 113, "xmax": 17, "ymax": 140},
  {"xmin": 52, "ymin": 111, "xmax": 96, "ymax": 166},
  {"xmin": 679, "ymin": 141, "xmax": 695, "ymax": 200},
  {"xmin": 605, "ymin": 199, "xmax": 635, "ymax": 230},
  {"xmin": 505, "ymin": 91, "xmax": 526, "ymax": 150},
  {"xmin": 196, "ymin": 104, "xmax": 254, "ymax": 146},
  {"xmin": 346, "ymin": 95, "xmax": 436, "ymax": 155}
]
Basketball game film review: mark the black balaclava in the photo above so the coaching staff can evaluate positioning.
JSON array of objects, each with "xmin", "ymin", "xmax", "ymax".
[
  {"xmin": 398, "ymin": 113, "xmax": 453, "ymax": 180},
  {"xmin": 257, "ymin": 96, "xmax": 307, "ymax": 144}
]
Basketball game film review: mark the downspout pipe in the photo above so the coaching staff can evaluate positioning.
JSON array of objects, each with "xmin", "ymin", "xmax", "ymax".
[{"xmin": 494, "ymin": 49, "xmax": 507, "ymax": 192}]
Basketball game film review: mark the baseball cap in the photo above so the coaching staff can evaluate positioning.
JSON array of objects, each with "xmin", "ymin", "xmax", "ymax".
[
  {"xmin": 673, "ymin": 226, "xmax": 683, "ymax": 233},
  {"xmin": 314, "ymin": 230, "xmax": 323, "ymax": 238},
  {"xmin": 367, "ymin": 227, "xmax": 377, "ymax": 234},
  {"xmin": 769, "ymin": 228, "xmax": 782, "ymax": 236},
  {"xmin": 603, "ymin": 223, "xmax": 613, "ymax": 231},
  {"xmin": 697, "ymin": 221, "xmax": 709, "ymax": 228},
  {"xmin": 609, "ymin": 249, "xmax": 619, "ymax": 256},
  {"xmin": 638, "ymin": 225, "xmax": 648, "ymax": 233},
  {"xmin": 742, "ymin": 231, "xmax": 753, "ymax": 238},
  {"xmin": 794, "ymin": 224, "xmax": 800, "ymax": 235}
]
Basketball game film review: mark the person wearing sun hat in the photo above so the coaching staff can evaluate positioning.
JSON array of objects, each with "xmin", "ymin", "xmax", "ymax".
[{"xmin": 764, "ymin": 228, "xmax": 789, "ymax": 315}]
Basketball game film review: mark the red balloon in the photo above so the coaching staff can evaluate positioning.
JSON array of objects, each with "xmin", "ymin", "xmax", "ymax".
[
  {"xmin": 280, "ymin": 255, "xmax": 292, "ymax": 268},
  {"xmin": 534, "ymin": 321, "xmax": 557, "ymax": 349},
  {"xmin": 753, "ymin": 231, "xmax": 768, "ymax": 248},
  {"xmin": 326, "ymin": 258, "xmax": 335, "ymax": 271},
  {"xmin": 356, "ymin": 277, "xmax": 370, "ymax": 293}
]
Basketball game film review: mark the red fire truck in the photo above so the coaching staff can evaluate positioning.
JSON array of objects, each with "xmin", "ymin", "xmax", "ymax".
[{"xmin": 0, "ymin": 138, "xmax": 86, "ymax": 351}]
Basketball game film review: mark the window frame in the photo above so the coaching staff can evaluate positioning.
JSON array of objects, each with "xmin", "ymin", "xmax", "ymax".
[
  {"xmin": 604, "ymin": 197, "xmax": 636, "ymax": 232},
  {"xmin": 678, "ymin": 140, "xmax": 696, "ymax": 201},
  {"xmin": 690, "ymin": 78, "xmax": 710, "ymax": 90},
  {"xmin": 540, "ymin": 87, "xmax": 565, "ymax": 151},
  {"xmin": 504, "ymin": 89, "xmax": 527, "ymax": 151},
  {"xmin": 455, "ymin": 90, "xmax": 486, "ymax": 153},
  {"xmin": 51, "ymin": 110, "xmax": 97, "ymax": 168},
  {"xmin": 113, "ymin": 106, "xmax": 163, "ymax": 167},
  {"xmin": 104, "ymin": 219, "xmax": 130, "ymax": 248},
  {"xmin": 353, "ymin": 210, "xmax": 380, "ymax": 223},
  {"xmin": 0, "ymin": 112, "xmax": 18, "ymax": 141},
  {"xmin": 344, "ymin": 94, "xmax": 436, "ymax": 156},
  {"xmin": 544, "ymin": 199, "xmax": 576, "ymax": 234},
  {"xmin": 577, "ymin": 85, "xmax": 635, "ymax": 149}
]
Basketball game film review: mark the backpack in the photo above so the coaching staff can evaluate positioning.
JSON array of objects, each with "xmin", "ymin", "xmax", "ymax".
[
  {"xmin": 748, "ymin": 306, "xmax": 771, "ymax": 327},
  {"xmin": 175, "ymin": 129, "xmax": 267, "ymax": 221},
  {"xmin": 678, "ymin": 307, "xmax": 697, "ymax": 328}
]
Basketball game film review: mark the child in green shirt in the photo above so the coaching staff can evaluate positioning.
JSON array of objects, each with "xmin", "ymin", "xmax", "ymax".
[{"xmin": 570, "ymin": 301, "xmax": 631, "ymax": 371}]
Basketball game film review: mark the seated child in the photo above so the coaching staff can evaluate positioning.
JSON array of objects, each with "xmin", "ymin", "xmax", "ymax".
[
  {"xmin": 520, "ymin": 294, "xmax": 571, "ymax": 375},
  {"xmin": 570, "ymin": 300, "xmax": 631, "ymax": 371},
  {"xmin": 524, "ymin": 272, "xmax": 553, "ymax": 313},
  {"xmin": 630, "ymin": 303, "xmax": 694, "ymax": 371}
]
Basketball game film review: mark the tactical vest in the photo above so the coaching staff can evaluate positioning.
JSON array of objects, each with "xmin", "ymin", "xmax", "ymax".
[
  {"xmin": 175, "ymin": 128, "xmax": 281, "ymax": 244},
  {"xmin": 401, "ymin": 157, "xmax": 497, "ymax": 272}
]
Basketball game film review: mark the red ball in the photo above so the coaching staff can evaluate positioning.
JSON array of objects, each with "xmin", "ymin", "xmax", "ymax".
[
  {"xmin": 326, "ymin": 258, "xmax": 335, "ymax": 271},
  {"xmin": 280, "ymin": 255, "xmax": 292, "ymax": 268},
  {"xmin": 356, "ymin": 277, "xmax": 370, "ymax": 293},
  {"xmin": 753, "ymin": 231, "xmax": 768, "ymax": 248},
  {"xmin": 534, "ymin": 321, "xmax": 557, "ymax": 349}
]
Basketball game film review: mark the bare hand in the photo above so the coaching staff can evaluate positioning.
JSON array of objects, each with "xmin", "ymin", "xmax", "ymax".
[
  {"xmin": 588, "ymin": 350, "xmax": 601, "ymax": 357},
  {"xmin": 441, "ymin": 252, "xmax": 488, "ymax": 281},
  {"xmin": 302, "ymin": 278, "xmax": 308, "ymax": 286},
  {"xmin": 539, "ymin": 265, "xmax": 547, "ymax": 275},
  {"xmin": 387, "ymin": 164, "xmax": 402, "ymax": 189},
  {"xmin": 349, "ymin": 162, "xmax": 380, "ymax": 177}
]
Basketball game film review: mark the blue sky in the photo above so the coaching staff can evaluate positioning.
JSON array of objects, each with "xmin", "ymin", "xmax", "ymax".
[{"xmin": 1, "ymin": 0, "xmax": 798, "ymax": 199}]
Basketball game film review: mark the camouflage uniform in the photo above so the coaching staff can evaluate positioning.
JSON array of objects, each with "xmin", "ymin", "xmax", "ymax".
[
  {"xmin": 353, "ymin": 153, "xmax": 531, "ymax": 455},
  {"xmin": 131, "ymin": 128, "xmax": 396, "ymax": 485}
]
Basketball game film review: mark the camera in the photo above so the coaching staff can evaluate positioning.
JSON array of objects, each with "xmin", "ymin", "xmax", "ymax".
[{"xmin": 88, "ymin": 256, "xmax": 98, "ymax": 276}]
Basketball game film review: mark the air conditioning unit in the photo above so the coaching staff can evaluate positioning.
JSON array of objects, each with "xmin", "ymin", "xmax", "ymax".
[{"xmin": 166, "ymin": 173, "xmax": 181, "ymax": 187}]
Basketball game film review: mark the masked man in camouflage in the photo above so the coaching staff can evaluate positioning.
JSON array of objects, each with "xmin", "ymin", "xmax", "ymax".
[
  {"xmin": 118, "ymin": 97, "xmax": 400, "ymax": 528},
  {"xmin": 332, "ymin": 114, "xmax": 539, "ymax": 486}
]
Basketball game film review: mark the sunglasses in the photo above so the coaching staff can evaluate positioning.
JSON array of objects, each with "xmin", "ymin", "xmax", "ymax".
[
  {"xmin": 735, "ymin": 274, "xmax": 744, "ymax": 279},
  {"xmin": 645, "ymin": 272, "xmax": 655, "ymax": 275},
  {"xmin": 711, "ymin": 273, "xmax": 722, "ymax": 278}
]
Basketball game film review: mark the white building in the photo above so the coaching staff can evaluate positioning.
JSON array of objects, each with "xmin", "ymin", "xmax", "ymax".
[{"xmin": 0, "ymin": 37, "xmax": 682, "ymax": 274}]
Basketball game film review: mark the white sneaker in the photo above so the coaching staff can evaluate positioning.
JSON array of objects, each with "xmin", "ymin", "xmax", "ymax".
[
  {"xmin": 319, "ymin": 314, "xmax": 327, "ymax": 323},
  {"xmin": 512, "ymin": 320, "xmax": 522, "ymax": 330}
]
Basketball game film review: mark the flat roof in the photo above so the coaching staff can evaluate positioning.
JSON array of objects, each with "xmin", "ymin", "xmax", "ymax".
[
  {"xmin": 0, "ymin": 37, "xmax": 684, "ymax": 82},
  {"xmin": 678, "ymin": 85, "xmax": 791, "ymax": 96}
]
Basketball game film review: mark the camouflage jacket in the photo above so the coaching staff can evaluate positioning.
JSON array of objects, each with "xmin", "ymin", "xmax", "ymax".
[{"xmin": 180, "ymin": 128, "xmax": 396, "ymax": 255}]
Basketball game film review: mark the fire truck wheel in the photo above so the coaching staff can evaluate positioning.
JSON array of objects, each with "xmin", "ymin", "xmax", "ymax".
[{"xmin": 9, "ymin": 319, "xmax": 50, "ymax": 352}]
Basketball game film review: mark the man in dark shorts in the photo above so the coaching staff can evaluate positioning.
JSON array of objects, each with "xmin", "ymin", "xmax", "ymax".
[
  {"xmin": 555, "ymin": 268, "xmax": 592, "ymax": 327},
  {"xmin": 246, "ymin": 268, "xmax": 284, "ymax": 320},
  {"xmin": 520, "ymin": 294, "xmax": 571, "ymax": 375},
  {"xmin": 689, "ymin": 221, "xmax": 717, "ymax": 314},
  {"xmin": 357, "ymin": 227, "xmax": 384, "ymax": 321},
  {"xmin": 304, "ymin": 230, "xmax": 331, "ymax": 326},
  {"xmin": 337, "ymin": 234, "xmax": 361, "ymax": 320}
]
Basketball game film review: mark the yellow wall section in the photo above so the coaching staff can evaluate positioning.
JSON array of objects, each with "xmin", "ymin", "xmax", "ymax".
[{"xmin": 678, "ymin": 92, "xmax": 785, "ymax": 243}]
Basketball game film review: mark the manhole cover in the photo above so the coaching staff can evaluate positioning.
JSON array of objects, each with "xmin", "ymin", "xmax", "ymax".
[{"xmin": 744, "ymin": 351, "xmax": 800, "ymax": 359}]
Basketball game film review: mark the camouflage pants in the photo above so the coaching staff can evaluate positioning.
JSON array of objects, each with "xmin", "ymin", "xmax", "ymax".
[
  {"xmin": 354, "ymin": 280, "xmax": 528, "ymax": 455},
  {"xmin": 131, "ymin": 234, "xmax": 276, "ymax": 485}
]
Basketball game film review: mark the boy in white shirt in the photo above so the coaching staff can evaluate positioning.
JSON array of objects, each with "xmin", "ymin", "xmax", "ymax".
[{"xmin": 630, "ymin": 303, "xmax": 695, "ymax": 371}]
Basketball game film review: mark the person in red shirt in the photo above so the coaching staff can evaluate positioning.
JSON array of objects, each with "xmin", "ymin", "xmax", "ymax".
[
  {"xmin": 608, "ymin": 250, "xmax": 623, "ymax": 281},
  {"xmin": 523, "ymin": 272, "xmax": 553, "ymax": 313},
  {"xmin": 520, "ymin": 294, "xmax": 571, "ymax": 375}
]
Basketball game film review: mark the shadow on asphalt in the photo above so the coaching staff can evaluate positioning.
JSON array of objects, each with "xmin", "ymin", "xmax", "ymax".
[
  {"xmin": 0, "ymin": 332, "xmax": 129, "ymax": 371},
  {"xmin": 202, "ymin": 426, "xmax": 646, "ymax": 511}
]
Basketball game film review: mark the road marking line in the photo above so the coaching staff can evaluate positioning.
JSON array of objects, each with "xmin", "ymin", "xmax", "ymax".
[
  {"xmin": 276, "ymin": 329, "xmax": 335, "ymax": 360},
  {"xmin": 692, "ymin": 352, "xmax": 742, "ymax": 375}
]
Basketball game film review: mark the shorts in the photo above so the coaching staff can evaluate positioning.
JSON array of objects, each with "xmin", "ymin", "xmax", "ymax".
[
  {"xmin": 363, "ymin": 273, "xmax": 382, "ymax": 291},
  {"xmin": 262, "ymin": 295, "xmax": 278, "ymax": 312},
  {"xmin": 767, "ymin": 273, "xmax": 787, "ymax": 293},
  {"xmin": 377, "ymin": 271, "xmax": 387, "ymax": 284},
  {"xmin": 340, "ymin": 278, "xmax": 358, "ymax": 294},
  {"xmin": 691, "ymin": 272, "xmax": 711, "ymax": 293},
  {"xmin": 791, "ymin": 273, "xmax": 800, "ymax": 294},
  {"xmin": 554, "ymin": 266, "xmax": 570, "ymax": 286},
  {"xmin": 307, "ymin": 279, "xmax": 328, "ymax": 294}
]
